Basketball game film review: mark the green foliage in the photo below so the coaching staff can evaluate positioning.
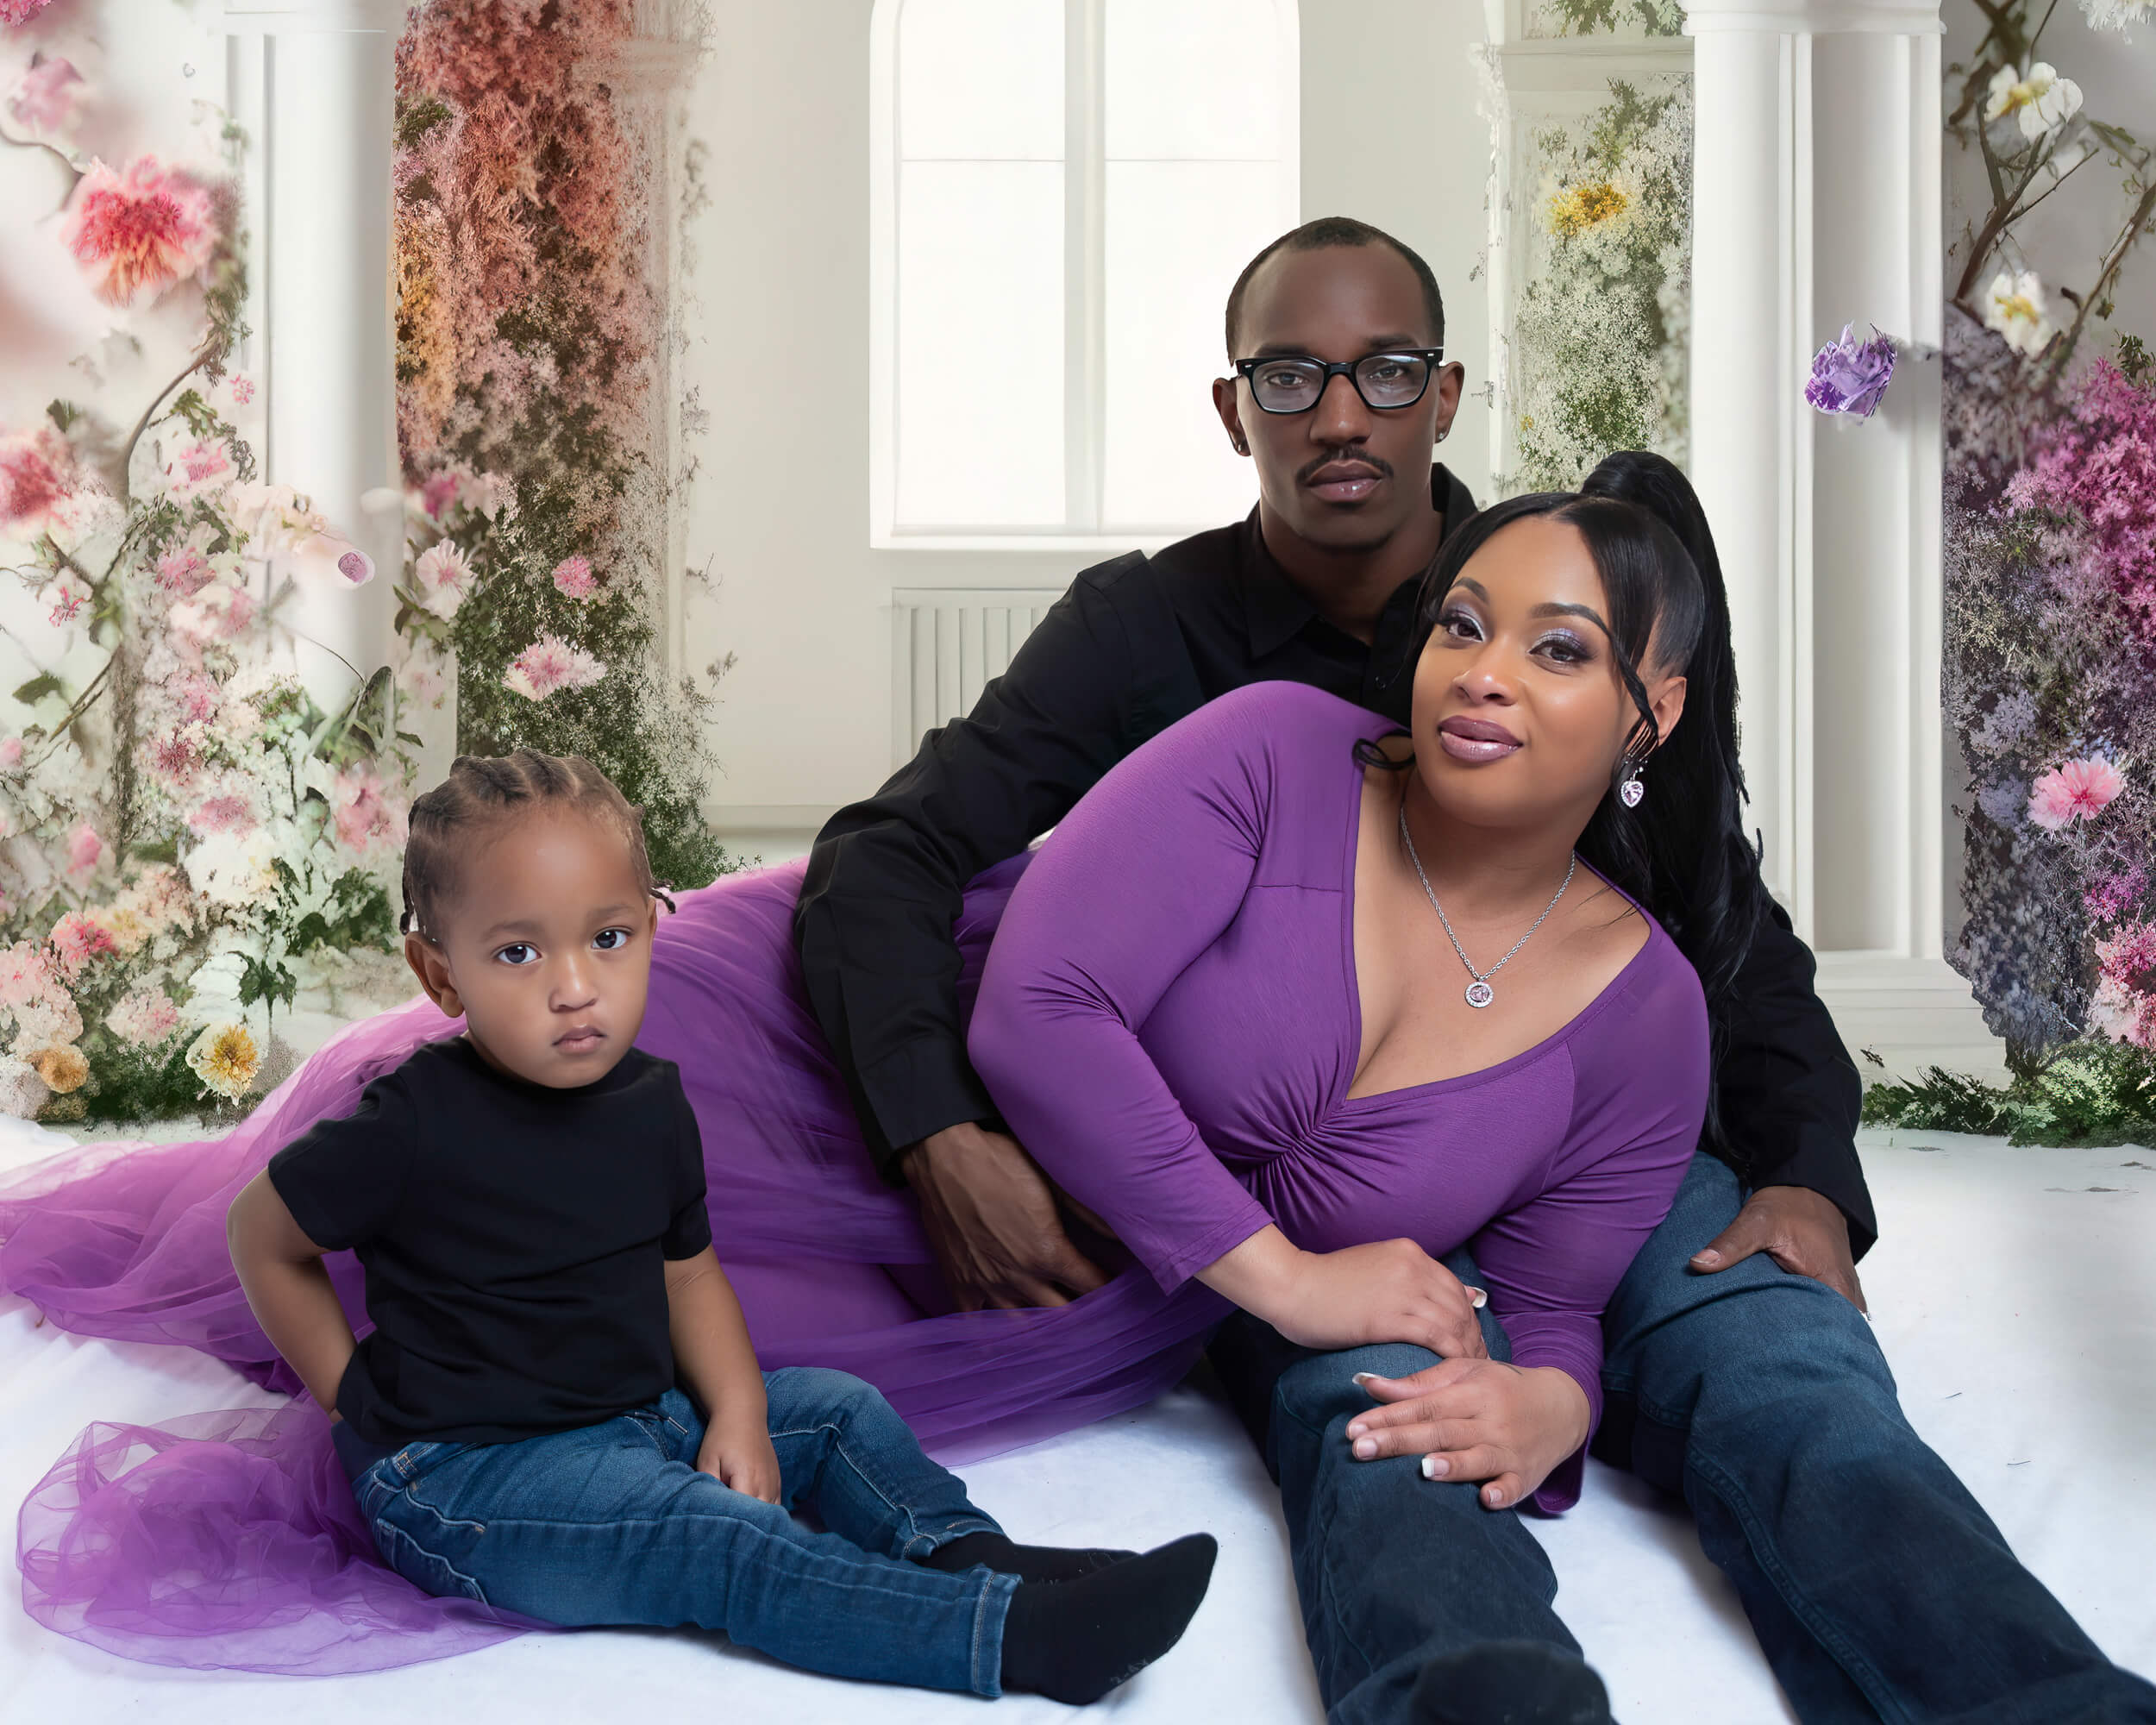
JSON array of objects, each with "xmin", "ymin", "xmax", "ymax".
[
  {"xmin": 71, "ymin": 1033, "xmax": 209, "ymax": 1125},
  {"xmin": 1538, "ymin": 0, "xmax": 1684, "ymax": 35},
  {"xmin": 1861, "ymin": 1041, "xmax": 2156, "ymax": 1146}
]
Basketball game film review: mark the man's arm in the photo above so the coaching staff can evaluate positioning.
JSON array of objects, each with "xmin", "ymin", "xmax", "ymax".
[
  {"xmin": 795, "ymin": 556, "xmax": 1169, "ymax": 1171},
  {"xmin": 1689, "ymin": 903, "xmax": 1876, "ymax": 1307}
]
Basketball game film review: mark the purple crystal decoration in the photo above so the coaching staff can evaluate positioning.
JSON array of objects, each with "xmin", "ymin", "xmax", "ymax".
[
  {"xmin": 1804, "ymin": 323, "xmax": 1897, "ymax": 419},
  {"xmin": 336, "ymin": 549, "xmax": 373, "ymax": 585}
]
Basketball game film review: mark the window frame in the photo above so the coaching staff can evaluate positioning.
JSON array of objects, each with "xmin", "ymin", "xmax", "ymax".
[{"xmin": 869, "ymin": 0, "xmax": 1300, "ymax": 551}]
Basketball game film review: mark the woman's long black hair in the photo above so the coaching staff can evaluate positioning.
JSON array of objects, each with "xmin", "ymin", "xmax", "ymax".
[{"xmin": 1371, "ymin": 451, "xmax": 1771, "ymax": 1150}]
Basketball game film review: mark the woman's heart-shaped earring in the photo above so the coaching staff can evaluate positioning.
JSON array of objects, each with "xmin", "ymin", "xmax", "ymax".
[{"xmin": 1619, "ymin": 766, "xmax": 1645, "ymax": 809}]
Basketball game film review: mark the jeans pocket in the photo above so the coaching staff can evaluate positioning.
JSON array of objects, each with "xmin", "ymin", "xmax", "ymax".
[{"xmin": 371, "ymin": 1495, "xmax": 492, "ymax": 1605}]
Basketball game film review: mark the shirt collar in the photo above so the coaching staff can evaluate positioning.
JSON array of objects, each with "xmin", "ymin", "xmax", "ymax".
[{"xmin": 1238, "ymin": 463, "xmax": 1480, "ymax": 660}]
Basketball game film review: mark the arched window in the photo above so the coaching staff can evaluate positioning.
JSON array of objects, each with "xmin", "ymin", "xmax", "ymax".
[{"xmin": 872, "ymin": 0, "xmax": 1300, "ymax": 544}]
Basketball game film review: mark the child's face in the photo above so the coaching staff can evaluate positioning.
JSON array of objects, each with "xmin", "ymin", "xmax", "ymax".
[{"xmin": 404, "ymin": 808, "xmax": 658, "ymax": 1088}]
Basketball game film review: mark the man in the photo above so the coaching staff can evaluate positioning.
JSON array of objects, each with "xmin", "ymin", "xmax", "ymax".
[{"xmin": 797, "ymin": 218, "xmax": 2154, "ymax": 1722}]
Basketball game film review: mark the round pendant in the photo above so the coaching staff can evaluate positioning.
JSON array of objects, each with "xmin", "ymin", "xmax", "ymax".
[{"xmin": 1464, "ymin": 980, "xmax": 1495, "ymax": 1009}]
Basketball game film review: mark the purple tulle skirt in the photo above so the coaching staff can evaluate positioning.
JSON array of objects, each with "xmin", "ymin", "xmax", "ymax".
[{"xmin": 0, "ymin": 856, "xmax": 1226, "ymax": 1674}]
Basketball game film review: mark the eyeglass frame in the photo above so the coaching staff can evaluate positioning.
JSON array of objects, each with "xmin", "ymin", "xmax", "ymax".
[{"xmin": 1229, "ymin": 348, "xmax": 1448, "ymax": 415}]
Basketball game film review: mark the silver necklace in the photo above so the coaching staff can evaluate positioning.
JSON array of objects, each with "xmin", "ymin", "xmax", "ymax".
[{"xmin": 1398, "ymin": 802, "xmax": 1576, "ymax": 1010}]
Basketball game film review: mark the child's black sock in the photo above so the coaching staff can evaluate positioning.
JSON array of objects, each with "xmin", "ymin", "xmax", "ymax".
[
  {"xmin": 997, "ymin": 1533, "xmax": 1217, "ymax": 1705},
  {"xmin": 916, "ymin": 1529, "xmax": 1135, "ymax": 1584}
]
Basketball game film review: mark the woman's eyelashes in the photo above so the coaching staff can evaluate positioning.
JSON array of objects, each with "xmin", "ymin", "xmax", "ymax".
[{"xmin": 1437, "ymin": 610, "xmax": 1595, "ymax": 668}]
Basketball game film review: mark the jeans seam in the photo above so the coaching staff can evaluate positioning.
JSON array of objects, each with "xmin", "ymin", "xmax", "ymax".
[
  {"xmin": 374, "ymin": 1512, "xmax": 492, "ymax": 1607},
  {"xmin": 767, "ymin": 1413, "xmax": 981, "ymax": 1559},
  {"xmin": 971, "ymin": 1571, "xmax": 1008, "ymax": 1697},
  {"xmin": 1685, "ymin": 1445, "xmax": 1908, "ymax": 1724},
  {"xmin": 1274, "ymin": 1389, "xmax": 1385, "ymax": 1692}
]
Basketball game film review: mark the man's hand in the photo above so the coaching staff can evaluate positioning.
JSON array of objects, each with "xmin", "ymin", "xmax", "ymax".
[
  {"xmin": 1271, "ymin": 1238, "xmax": 1490, "ymax": 1364},
  {"xmin": 902, "ymin": 1122, "xmax": 1110, "ymax": 1312},
  {"xmin": 697, "ymin": 1418, "xmax": 782, "ymax": 1504},
  {"xmin": 1342, "ymin": 1358, "xmax": 1589, "ymax": 1510},
  {"xmin": 1690, "ymin": 1184, "xmax": 1867, "ymax": 1312}
]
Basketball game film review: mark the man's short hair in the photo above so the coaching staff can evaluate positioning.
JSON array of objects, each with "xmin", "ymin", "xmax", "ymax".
[{"xmin": 1224, "ymin": 216, "xmax": 1446, "ymax": 359}]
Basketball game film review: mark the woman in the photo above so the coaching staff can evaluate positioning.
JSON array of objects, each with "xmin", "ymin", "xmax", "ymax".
[{"xmin": 2, "ymin": 459, "xmax": 1751, "ymax": 1707}]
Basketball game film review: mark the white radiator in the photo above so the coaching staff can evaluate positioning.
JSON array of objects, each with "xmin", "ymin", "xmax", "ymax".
[{"xmin": 890, "ymin": 588, "xmax": 1066, "ymax": 768}]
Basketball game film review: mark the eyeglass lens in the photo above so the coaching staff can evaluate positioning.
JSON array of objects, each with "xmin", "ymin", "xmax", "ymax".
[{"xmin": 1249, "ymin": 354, "xmax": 1431, "ymax": 412}]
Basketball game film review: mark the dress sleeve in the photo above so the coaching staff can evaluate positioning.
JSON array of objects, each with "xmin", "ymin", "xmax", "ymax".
[
  {"xmin": 266, "ymin": 1073, "xmax": 417, "ymax": 1252},
  {"xmin": 663, "ymin": 1073, "xmax": 713, "ymax": 1261},
  {"xmin": 967, "ymin": 686, "xmax": 1302, "ymax": 1294},
  {"xmin": 1469, "ymin": 948, "xmax": 1708, "ymax": 1512},
  {"xmin": 794, "ymin": 557, "xmax": 1169, "ymax": 1175}
]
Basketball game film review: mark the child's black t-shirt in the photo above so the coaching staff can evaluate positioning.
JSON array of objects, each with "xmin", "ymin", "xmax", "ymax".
[{"xmin": 267, "ymin": 1037, "xmax": 711, "ymax": 1448}]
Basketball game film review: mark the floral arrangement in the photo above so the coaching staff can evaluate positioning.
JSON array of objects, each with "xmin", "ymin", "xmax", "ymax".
[
  {"xmin": 0, "ymin": 39, "xmax": 413, "ymax": 1122},
  {"xmin": 392, "ymin": 0, "xmax": 730, "ymax": 896},
  {"xmin": 1503, "ymin": 79, "xmax": 1693, "ymax": 494},
  {"xmin": 1865, "ymin": 0, "xmax": 2156, "ymax": 1132}
]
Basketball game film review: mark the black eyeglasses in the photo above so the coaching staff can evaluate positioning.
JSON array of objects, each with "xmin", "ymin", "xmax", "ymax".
[{"xmin": 1232, "ymin": 349, "xmax": 1445, "ymax": 414}]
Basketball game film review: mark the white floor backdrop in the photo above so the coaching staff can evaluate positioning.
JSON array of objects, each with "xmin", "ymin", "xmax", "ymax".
[{"xmin": 2, "ymin": 1126, "xmax": 2151, "ymax": 1722}]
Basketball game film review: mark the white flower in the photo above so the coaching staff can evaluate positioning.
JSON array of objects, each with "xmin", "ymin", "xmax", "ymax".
[
  {"xmin": 1983, "ymin": 269, "xmax": 2054, "ymax": 356},
  {"xmin": 2076, "ymin": 0, "xmax": 2151, "ymax": 34},
  {"xmin": 1984, "ymin": 63, "xmax": 2083, "ymax": 141},
  {"xmin": 0, "ymin": 1054, "xmax": 49, "ymax": 1120},
  {"xmin": 184, "ymin": 825, "xmax": 279, "ymax": 907},
  {"xmin": 413, "ymin": 541, "xmax": 471, "ymax": 620},
  {"xmin": 504, "ymin": 633, "xmax": 606, "ymax": 701},
  {"xmin": 186, "ymin": 1019, "xmax": 263, "ymax": 1102}
]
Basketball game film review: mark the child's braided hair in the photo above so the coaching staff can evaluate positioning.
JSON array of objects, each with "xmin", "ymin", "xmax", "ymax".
[{"xmin": 400, "ymin": 750, "xmax": 674, "ymax": 943}]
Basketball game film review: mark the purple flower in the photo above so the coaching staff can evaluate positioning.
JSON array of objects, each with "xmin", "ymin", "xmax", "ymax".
[{"xmin": 1805, "ymin": 323, "xmax": 1897, "ymax": 419}]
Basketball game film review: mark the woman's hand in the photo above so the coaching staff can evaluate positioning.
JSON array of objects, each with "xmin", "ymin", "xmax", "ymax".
[
  {"xmin": 1199, "ymin": 1229, "xmax": 1489, "ymax": 1363},
  {"xmin": 1342, "ymin": 1359, "xmax": 1590, "ymax": 1509},
  {"xmin": 697, "ymin": 1418, "xmax": 782, "ymax": 1504}
]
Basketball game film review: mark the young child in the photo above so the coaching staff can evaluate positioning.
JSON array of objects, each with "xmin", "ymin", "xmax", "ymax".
[{"xmin": 227, "ymin": 750, "xmax": 1217, "ymax": 1702}]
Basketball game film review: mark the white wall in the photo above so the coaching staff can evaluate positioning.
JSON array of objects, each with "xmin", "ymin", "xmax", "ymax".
[{"xmin": 677, "ymin": 0, "xmax": 1498, "ymax": 859}]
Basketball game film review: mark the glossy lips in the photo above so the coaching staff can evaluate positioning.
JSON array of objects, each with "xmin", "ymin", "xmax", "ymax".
[{"xmin": 1435, "ymin": 715, "xmax": 1522, "ymax": 763}]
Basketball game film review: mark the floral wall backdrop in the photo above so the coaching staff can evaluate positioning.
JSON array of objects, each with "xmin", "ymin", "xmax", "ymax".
[
  {"xmin": 1484, "ymin": 1, "xmax": 1694, "ymax": 497},
  {"xmin": 0, "ymin": 4, "xmax": 413, "ymax": 1126},
  {"xmin": 1863, "ymin": 0, "xmax": 2156, "ymax": 1140},
  {"xmin": 393, "ymin": 0, "xmax": 729, "ymax": 899}
]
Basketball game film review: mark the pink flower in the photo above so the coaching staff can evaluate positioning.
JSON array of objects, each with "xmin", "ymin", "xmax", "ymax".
[
  {"xmin": 550, "ymin": 555, "xmax": 598, "ymax": 599},
  {"xmin": 0, "ymin": 736, "xmax": 22, "ymax": 769},
  {"xmin": 2091, "ymin": 921, "xmax": 2156, "ymax": 1048},
  {"xmin": 154, "ymin": 546, "xmax": 216, "ymax": 597},
  {"xmin": 0, "ymin": 941, "xmax": 55, "ymax": 1009},
  {"xmin": 169, "ymin": 581, "xmax": 256, "ymax": 654},
  {"xmin": 106, "ymin": 986, "xmax": 181, "ymax": 1049},
  {"xmin": 47, "ymin": 910, "xmax": 116, "ymax": 980},
  {"xmin": 2027, "ymin": 756, "xmax": 2125, "ymax": 831},
  {"xmin": 228, "ymin": 374, "xmax": 256, "ymax": 406},
  {"xmin": 0, "ymin": 0, "xmax": 60, "ymax": 25},
  {"xmin": 47, "ymin": 581, "xmax": 85, "ymax": 625},
  {"xmin": 186, "ymin": 793, "xmax": 256, "ymax": 836},
  {"xmin": 413, "ymin": 540, "xmax": 470, "ymax": 618},
  {"xmin": 331, "ymin": 764, "xmax": 408, "ymax": 855},
  {"xmin": 63, "ymin": 156, "xmax": 218, "ymax": 310},
  {"xmin": 504, "ymin": 633, "xmax": 606, "ymax": 701},
  {"xmin": 7, "ymin": 55, "xmax": 82, "ymax": 135},
  {"xmin": 419, "ymin": 471, "xmax": 462, "ymax": 521},
  {"xmin": 0, "ymin": 427, "xmax": 73, "ymax": 536},
  {"xmin": 164, "ymin": 437, "xmax": 233, "ymax": 496},
  {"xmin": 145, "ymin": 729, "xmax": 202, "ymax": 787},
  {"xmin": 64, "ymin": 819, "xmax": 102, "ymax": 878}
]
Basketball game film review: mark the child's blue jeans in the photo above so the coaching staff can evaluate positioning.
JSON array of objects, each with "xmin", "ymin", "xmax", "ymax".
[{"xmin": 335, "ymin": 1367, "xmax": 1018, "ymax": 1695}]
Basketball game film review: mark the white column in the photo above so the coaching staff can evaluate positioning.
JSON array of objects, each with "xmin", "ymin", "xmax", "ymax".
[
  {"xmin": 222, "ymin": 2, "xmax": 410, "ymax": 715},
  {"xmin": 1683, "ymin": 0, "xmax": 2002, "ymax": 1079}
]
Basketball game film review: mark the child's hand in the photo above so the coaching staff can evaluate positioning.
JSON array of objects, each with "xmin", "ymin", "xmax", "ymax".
[{"xmin": 696, "ymin": 1420, "xmax": 781, "ymax": 1504}]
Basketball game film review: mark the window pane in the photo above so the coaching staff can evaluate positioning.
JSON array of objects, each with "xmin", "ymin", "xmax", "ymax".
[
  {"xmin": 1106, "ymin": 0, "xmax": 1288, "ymax": 161},
  {"xmin": 896, "ymin": 161, "xmax": 1066, "ymax": 527},
  {"xmin": 899, "ymin": 0, "xmax": 1063, "ymax": 160},
  {"xmin": 1102, "ymin": 160, "xmax": 1281, "ymax": 529}
]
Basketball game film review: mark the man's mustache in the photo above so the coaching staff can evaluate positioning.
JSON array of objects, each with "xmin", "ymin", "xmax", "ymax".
[{"xmin": 1294, "ymin": 449, "xmax": 1394, "ymax": 485}]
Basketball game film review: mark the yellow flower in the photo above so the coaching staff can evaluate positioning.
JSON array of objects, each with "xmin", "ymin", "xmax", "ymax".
[
  {"xmin": 1548, "ymin": 181, "xmax": 1629, "ymax": 238},
  {"xmin": 31, "ymin": 1044, "xmax": 89, "ymax": 1094},
  {"xmin": 187, "ymin": 1020, "xmax": 261, "ymax": 1101}
]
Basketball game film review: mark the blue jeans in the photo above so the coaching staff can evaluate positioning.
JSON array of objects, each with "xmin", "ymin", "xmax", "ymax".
[
  {"xmin": 1595, "ymin": 1151, "xmax": 2156, "ymax": 1724},
  {"xmin": 1226, "ymin": 1154, "xmax": 2156, "ymax": 1723},
  {"xmin": 340, "ymin": 1369, "xmax": 1017, "ymax": 1695}
]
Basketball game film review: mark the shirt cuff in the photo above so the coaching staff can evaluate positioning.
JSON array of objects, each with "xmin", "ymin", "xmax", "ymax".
[
  {"xmin": 856, "ymin": 1034, "xmax": 1003, "ymax": 1182},
  {"xmin": 1742, "ymin": 1126, "xmax": 1879, "ymax": 1260}
]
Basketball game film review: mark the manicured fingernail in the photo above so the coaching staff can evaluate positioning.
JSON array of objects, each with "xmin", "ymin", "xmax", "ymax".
[
  {"xmin": 1421, "ymin": 1455, "xmax": 1449, "ymax": 1479},
  {"xmin": 1693, "ymin": 1250, "xmax": 1720, "ymax": 1265},
  {"xmin": 1467, "ymin": 1287, "xmax": 1488, "ymax": 1308},
  {"xmin": 1485, "ymin": 1486, "xmax": 1504, "ymax": 1507},
  {"xmin": 1351, "ymin": 1371, "xmax": 1377, "ymax": 1386},
  {"xmin": 1353, "ymin": 1437, "xmax": 1377, "ymax": 1459}
]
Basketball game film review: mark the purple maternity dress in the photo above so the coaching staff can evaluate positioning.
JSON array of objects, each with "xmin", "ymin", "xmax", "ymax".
[{"xmin": 0, "ymin": 684, "xmax": 1706, "ymax": 1674}]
